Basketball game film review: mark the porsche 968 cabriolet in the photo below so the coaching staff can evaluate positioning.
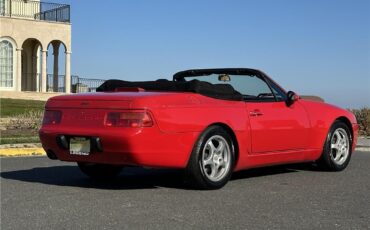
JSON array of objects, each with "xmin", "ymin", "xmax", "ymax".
[{"xmin": 39, "ymin": 68, "xmax": 359, "ymax": 189}]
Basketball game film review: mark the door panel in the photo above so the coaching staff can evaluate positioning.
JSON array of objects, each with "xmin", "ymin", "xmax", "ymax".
[{"xmin": 247, "ymin": 101, "xmax": 310, "ymax": 153}]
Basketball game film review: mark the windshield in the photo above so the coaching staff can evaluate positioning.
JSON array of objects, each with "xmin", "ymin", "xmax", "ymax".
[{"xmin": 184, "ymin": 73, "xmax": 284, "ymax": 101}]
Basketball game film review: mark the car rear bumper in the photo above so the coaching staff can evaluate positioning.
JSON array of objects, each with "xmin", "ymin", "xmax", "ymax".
[{"xmin": 39, "ymin": 126, "xmax": 199, "ymax": 168}]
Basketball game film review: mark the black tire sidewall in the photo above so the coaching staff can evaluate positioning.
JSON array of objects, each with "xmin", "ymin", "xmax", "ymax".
[{"xmin": 322, "ymin": 121, "xmax": 352, "ymax": 171}]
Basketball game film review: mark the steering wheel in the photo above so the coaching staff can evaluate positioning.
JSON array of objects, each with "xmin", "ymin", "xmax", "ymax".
[{"xmin": 256, "ymin": 93, "xmax": 273, "ymax": 98}]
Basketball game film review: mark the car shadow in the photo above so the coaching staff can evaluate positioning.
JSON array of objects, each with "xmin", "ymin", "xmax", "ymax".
[
  {"xmin": 231, "ymin": 163, "xmax": 323, "ymax": 180},
  {"xmin": 0, "ymin": 163, "xmax": 321, "ymax": 190},
  {"xmin": 0, "ymin": 166, "xmax": 184, "ymax": 190}
]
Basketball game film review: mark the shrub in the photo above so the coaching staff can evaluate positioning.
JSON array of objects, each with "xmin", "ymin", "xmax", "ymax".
[
  {"xmin": 350, "ymin": 108, "xmax": 370, "ymax": 136},
  {"xmin": 6, "ymin": 110, "xmax": 44, "ymax": 131}
]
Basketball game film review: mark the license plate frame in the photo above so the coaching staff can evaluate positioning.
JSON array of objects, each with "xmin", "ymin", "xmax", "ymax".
[{"xmin": 69, "ymin": 137, "xmax": 91, "ymax": 156}]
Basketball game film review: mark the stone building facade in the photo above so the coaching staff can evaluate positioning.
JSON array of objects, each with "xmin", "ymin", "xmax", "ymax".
[{"xmin": 0, "ymin": 0, "xmax": 71, "ymax": 93}]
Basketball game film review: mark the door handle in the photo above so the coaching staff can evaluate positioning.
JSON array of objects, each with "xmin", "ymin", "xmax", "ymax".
[{"xmin": 249, "ymin": 110, "xmax": 264, "ymax": 117}]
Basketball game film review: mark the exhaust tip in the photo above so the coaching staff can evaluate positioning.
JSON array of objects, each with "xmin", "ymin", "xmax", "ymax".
[
  {"xmin": 91, "ymin": 137, "xmax": 103, "ymax": 152},
  {"xmin": 46, "ymin": 150, "xmax": 58, "ymax": 160},
  {"xmin": 56, "ymin": 135, "xmax": 68, "ymax": 149}
]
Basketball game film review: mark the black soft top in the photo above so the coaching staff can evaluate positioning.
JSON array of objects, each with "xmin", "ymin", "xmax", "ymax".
[
  {"xmin": 96, "ymin": 68, "xmax": 264, "ymax": 101},
  {"xmin": 96, "ymin": 79, "xmax": 242, "ymax": 101}
]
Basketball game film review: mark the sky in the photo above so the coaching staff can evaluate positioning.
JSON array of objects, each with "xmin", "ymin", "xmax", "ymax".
[{"xmin": 52, "ymin": 0, "xmax": 369, "ymax": 108}]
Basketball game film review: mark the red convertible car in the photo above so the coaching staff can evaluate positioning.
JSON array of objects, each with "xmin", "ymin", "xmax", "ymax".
[{"xmin": 39, "ymin": 68, "xmax": 359, "ymax": 189}]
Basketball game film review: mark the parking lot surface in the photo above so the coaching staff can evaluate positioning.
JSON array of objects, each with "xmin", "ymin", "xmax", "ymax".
[{"xmin": 1, "ymin": 152, "xmax": 370, "ymax": 229}]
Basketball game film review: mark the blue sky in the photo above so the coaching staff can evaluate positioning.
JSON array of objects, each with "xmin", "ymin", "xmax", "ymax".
[{"xmin": 53, "ymin": 0, "xmax": 369, "ymax": 108}]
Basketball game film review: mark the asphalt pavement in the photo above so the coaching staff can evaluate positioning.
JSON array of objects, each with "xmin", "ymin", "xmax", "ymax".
[{"xmin": 1, "ymin": 152, "xmax": 370, "ymax": 230}]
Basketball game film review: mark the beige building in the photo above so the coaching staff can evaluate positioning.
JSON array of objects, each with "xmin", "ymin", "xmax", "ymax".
[{"xmin": 0, "ymin": 0, "xmax": 71, "ymax": 93}]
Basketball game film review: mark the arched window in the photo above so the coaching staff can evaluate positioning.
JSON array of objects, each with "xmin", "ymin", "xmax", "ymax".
[
  {"xmin": 0, "ymin": 40, "xmax": 14, "ymax": 88},
  {"xmin": 0, "ymin": 0, "xmax": 5, "ymax": 16}
]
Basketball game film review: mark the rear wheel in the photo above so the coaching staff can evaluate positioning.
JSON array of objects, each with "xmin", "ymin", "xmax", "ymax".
[
  {"xmin": 316, "ymin": 121, "xmax": 352, "ymax": 171},
  {"xmin": 78, "ymin": 162, "xmax": 123, "ymax": 180},
  {"xmin": 186, "ymin": 126, "xmax": 235, "ymax": 189}
]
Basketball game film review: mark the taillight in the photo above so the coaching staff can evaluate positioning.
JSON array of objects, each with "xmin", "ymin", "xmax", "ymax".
[
  {"xmin": 42, "ymin": 110, "xmax": 62, "ymax": 125},
  {"xmin": 104, "ymin": 111, "xmax": 153, "ymax": 127}
]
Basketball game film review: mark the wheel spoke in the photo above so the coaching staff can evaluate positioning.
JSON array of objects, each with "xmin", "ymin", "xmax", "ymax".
[
  {"xmin": 219, "ymin": 159, "xmax": 227, "ymax": 168},
  {"xmin": 331, "ymin": 143, "xmax": 339, "ymax": 150},
  {"xmin": 331, "ymin": 131, "xmax": 342, "ymax": 150},
  {"xmin": 216, "ymin": 165, "xmax": 224, "ymax": 176},
  {"xmin": 208, "ymin": 141, "xmax": 217, "ymax": 154},
  {"xmin": 209, "ymin": 162, "xmax": 217, "ymax": 178},
  {"xmin": 203, "ymin": 157, "xmax": 213, "ymax": 167},
  {"xmin": 334, "ymin": 150, "xmax": 342, "ymax": 161},
  {"xmin": 216, "ymin": 141, "xmax": 225, "ymax": 153},
  {"xmin": 333, "ymin": 132, "xmax": 341, "ymax": 144}
]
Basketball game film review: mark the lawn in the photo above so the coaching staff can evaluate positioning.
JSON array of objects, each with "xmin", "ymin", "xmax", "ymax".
[
  {"xmin": 1, "ymin": 98, "xmax": 45, "ymax": 144},
  {"xmin": 0, "ymin": 98, "xmax": 45, "ymax": 117},
  {"xmin": 0, "ymin": 135, "xmax": 40, "ymax": 144}
]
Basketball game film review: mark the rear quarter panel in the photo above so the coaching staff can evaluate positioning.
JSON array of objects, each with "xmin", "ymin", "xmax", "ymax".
[
  {"xmin": 131, "ymin": 94, "xmax": 248, "ymax": 133},
  {"xmin": 135, "ymin": 95, "xmax": 251, "ymax": 170}
]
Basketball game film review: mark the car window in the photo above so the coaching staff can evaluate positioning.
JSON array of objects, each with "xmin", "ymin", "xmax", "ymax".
[
  {"xmin": 269, "ymin": 82, "xmax": 287, "ymax": 102},
  {"xmin": 185, "ymin": 74, "xmax": 276, "ymax": 102}
]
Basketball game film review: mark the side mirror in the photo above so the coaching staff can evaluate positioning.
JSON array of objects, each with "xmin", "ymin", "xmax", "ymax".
[{"xmin": 286, "ymin": 91, "xmax": 299, "ymax": 106}]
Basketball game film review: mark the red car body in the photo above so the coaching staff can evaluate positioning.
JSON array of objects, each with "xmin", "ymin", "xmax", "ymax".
[{"xmin": 39, "ymin": 77, "xmax": 359, "ymax": 172}]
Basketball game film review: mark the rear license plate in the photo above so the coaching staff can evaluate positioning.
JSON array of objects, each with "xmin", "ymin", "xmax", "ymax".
[{"xmin": 69, "ymin": 137, "xmax": 90, "ymax": 156}]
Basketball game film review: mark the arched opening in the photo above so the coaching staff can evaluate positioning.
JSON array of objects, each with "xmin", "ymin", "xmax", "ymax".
[
  {"xmin": 47, "ymin": 40, "xmax": 66, "ymax": 92},
  {"xmin": 21, "ymin": 38, "xmax": 43, "ymax": 91},
  {"xmin": 0, "ymin": 37, "xmax": 17, "ymax": 90}
]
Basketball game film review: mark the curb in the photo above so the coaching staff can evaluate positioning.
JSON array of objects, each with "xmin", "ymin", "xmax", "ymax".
[
  {"xmin": 356, "ymin": 147, "xmax": 370, "ymax": 152},
  {"xmin": 0, "ymin": 148, "xmax": 45, "ymax": 157},
  {"xmin": 0, "ymin": 147, "xmax": 369, "ymax": 158}
]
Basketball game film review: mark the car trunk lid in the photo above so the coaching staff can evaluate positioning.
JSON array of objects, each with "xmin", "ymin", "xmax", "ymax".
[{"xmin": 46, "ymin": 92, "xmax": 137, "ymax": 109}]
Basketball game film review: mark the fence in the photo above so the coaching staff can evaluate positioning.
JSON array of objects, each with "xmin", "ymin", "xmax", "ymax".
[
  {"xmin": 72, "ymin": 76, "xmax": 106, "ymax": 93},
  {"xmin": 0, "ymin": 0, "xmax": 70, "ymax": 23},
  {"xmin": 46, "ymin": 74, "xmax": 106, "ymax": 93},
  {"xmin": 46, "ymin": 74, "xmax": 66, "ymax": 92}
]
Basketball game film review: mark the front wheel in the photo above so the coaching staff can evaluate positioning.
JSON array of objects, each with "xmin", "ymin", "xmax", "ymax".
[
  {"xmin": 78, "ymin": 162, "xmax": 123, "ymax": 180},
  {"xmin": 186, "ymin": 126, "xmax": 235, "ymax": 189},
  {"xmin": 316, "ymin": 121, "xmax": 352, "ymax": 171}
]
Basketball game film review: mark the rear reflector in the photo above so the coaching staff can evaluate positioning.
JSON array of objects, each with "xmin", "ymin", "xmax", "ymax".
[
  {"xmin": 104, "ymin": 111, "xmax": 153, "ymax": 127},
  {"xmin": 42, "ymin": 110, "xmax": 62, "ymax": 125}
]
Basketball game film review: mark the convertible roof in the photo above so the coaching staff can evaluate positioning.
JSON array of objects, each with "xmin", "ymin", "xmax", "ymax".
[
  {"xmin": 96, "ymin": 79, "xmax": 243, "ymax": 101},
  {"xmin": 96, "ymin": 68, "xmax": 267, "ymax": 101},
  {"xmin": 173, "ymin": 68, "xmax": 263, "ymax": 81}
]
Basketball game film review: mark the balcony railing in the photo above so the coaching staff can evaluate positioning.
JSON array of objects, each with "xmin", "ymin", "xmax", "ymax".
[
  {"xmin": 46, "ymin": 74, "xmax": 67, "ymax": 92},
  {"xmin": 73, "ymin": 77, "xmax": 106, "ymax": 93},
  {"xmin": 0, "ymin": 0, "xmax": 70, "ymax": 23},
  {"xmin": 47, "ymin": 74, "xmax": 106, "ymax": 93}
]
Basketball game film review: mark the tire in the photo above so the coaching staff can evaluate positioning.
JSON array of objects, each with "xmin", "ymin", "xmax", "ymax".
[
  {"xmin": 316, "ymin": 120, "xmax": 352, "ymax": 171},
  {"xmin": 186, "ymin": 126, "xmax": 235, "ymax": 189},
  {"xmin": 77, "ymin": 162, "xmax": 123, "ymax": 180}
]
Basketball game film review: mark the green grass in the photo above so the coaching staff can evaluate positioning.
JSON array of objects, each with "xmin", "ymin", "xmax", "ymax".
[
  {"xmin": 0, "ymin": 128, "xmax": 40, "ymax": 144},
  {"xmin": 0, "ymin": 136, "xmax": 40, "ymax": 145},
  {"xmin": 0, "ymin": 99, "xmax": 44, "ymax": 144},
  {"xmin": 0, "ymin": 98, "xmax": 45, "ymax": 117}
]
